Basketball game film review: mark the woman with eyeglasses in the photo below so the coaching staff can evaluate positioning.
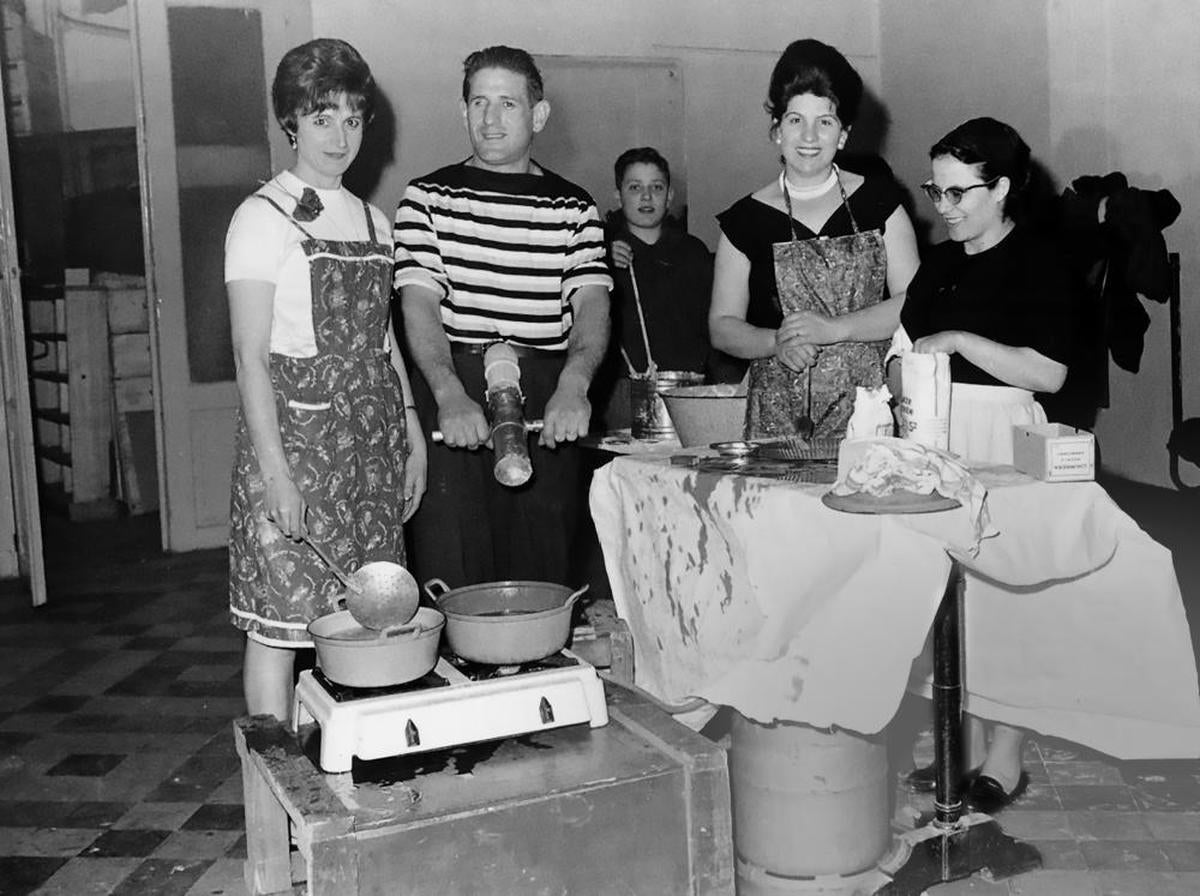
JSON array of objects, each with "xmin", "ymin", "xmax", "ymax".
[
  {"xmin": 890, "ymin": 117, "xmax": 1076, "ymax": 814},
  {"xmin": 889, "ymin": 117, "xmax": 1073, "ymax": 463},
  {"xmin": 709, "ymin": 38, "xmax": 919, "ymax": 439}
]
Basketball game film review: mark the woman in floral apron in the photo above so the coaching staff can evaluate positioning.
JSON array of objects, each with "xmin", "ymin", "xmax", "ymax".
[
  {"xmin": 710, "ymin": 38, "xmax": 920, "ymax": 439},
  {"xmin": 224, "ymin": 40, "xmax": 426, "ymax": 721}
]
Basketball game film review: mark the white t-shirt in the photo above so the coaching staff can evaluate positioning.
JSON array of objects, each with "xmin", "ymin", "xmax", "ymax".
[{"xmin": 224, "ymin": 169, "xmax": 392, "ymax": 357}]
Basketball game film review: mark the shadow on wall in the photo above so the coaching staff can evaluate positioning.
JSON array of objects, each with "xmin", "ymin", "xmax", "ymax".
[
  {"xmin": 840, "ymin": 84, "xmax": 931, "ymax": 248},
  {"xmin": 345, "ymin": 89, "xmax": 397, "ymax": 202}
]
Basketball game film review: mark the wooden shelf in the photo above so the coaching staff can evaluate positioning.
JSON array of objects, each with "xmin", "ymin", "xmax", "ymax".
[
  {"xmin": 30, "ymin": 369, "xmax": 68, "ymax": 383},
  {"xmin": 23, "ymin": 281, "xmax": 155, "ymax": 517},
  {"xmin": 34, "ymin": 408, "xmax": 69, "ymax": 425},
  {"xmin": 36, "ymin": 444, "xmax": 71, "ymax": 466}
]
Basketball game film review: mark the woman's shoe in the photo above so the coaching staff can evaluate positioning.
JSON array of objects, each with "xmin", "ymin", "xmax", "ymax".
[
  {"xmin": 904, "ymin": 763, "xmax": 981, "ymax": 794},
  {"xmin": 966, "ymin": 771, "xmax": 1030, "ymax": 814}
]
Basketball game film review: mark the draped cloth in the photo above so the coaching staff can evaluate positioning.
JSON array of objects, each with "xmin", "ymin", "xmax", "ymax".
[{"xmin": 589, "ymin": 455, "xmax": 1200, "ymax": 759}]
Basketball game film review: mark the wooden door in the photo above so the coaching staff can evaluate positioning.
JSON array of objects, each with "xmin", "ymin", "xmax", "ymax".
[
  {"xmin": 130, "ymin": 0, "xmax": 309, "ymax": 550},
  {"xmin": 0, "ymin": 85, "xmax": 47, "ymax": 605}
]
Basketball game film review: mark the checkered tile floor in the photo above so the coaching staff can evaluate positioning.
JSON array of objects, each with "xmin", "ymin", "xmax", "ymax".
[{"xmin": 1, "ymin": 477, "xmax": 1198, "ymax": 895}]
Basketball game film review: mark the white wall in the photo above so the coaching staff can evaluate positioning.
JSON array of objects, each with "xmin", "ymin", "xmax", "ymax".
[
  {"xmin": 1047, "ymin": 0, "xmax": 1200, "ymax": 487},
  {"xmin": 312, "ymin": 0, "xmax": 879, "ymax": 248}
]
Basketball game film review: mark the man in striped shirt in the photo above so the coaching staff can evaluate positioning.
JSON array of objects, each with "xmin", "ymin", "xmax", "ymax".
[{"xmin": 394, "ymin": 45, "xmax": 612, "ymax": 587}]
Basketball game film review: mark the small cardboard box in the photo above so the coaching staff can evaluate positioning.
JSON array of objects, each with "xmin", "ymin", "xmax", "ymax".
[{"xmin": 1013, "ymin": 423, "xmax": 1095, "ymax": 481}]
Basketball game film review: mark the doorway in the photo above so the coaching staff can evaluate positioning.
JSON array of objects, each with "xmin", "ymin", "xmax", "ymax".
[{"xmin": 1, "ymin": 0, "xmax": 309, "ymax": 592}]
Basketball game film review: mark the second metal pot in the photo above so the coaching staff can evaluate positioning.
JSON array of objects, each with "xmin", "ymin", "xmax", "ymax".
[{"xmin": 424, "ymin": 579, "xmax": 588, "ymax": 665}]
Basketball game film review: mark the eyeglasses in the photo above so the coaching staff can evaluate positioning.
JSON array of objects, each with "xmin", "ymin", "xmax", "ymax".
[{"xmin": 919, "ymin": 177, "xmax": 1000, "ymax": 206}]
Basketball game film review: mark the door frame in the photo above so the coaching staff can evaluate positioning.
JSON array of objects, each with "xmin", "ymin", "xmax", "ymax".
[
  {"xmin": 130, "ymin": 0, "xmax": 310, "ymax": 551},
  {"xmin": 0, "ymin": 82, "xmax": 47, "ymax": 606}
]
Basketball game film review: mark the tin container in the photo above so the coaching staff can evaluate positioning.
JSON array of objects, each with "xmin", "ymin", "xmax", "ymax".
[{"xmin": 630, "ymin": 370, "xmax": 705, "ymax": 441}]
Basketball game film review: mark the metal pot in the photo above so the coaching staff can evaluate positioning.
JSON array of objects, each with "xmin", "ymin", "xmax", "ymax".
[
  {"xmin": 424, "ymin": 579, "xmax": 588, "ymax": 665},
  {"xmin": 307, "ymin": 607, "xmax": 444, "ymax": 687}
]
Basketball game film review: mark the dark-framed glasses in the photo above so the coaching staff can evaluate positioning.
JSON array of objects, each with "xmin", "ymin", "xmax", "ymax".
[{"xmin": 919, "ymin": 177, "xmax": 1000, "ymax": 206}]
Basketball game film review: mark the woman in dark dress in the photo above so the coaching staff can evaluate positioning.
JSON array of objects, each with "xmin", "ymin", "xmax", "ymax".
[
  {"xmin": 709, "ymin": 38, "xmax": 919, "ymax": 439},
  {"xmin": 891, "ymin": 117, "xmax": 1073, "ymax": 464},
  {"xmin": 892, "ymin": 117, "xmax": 1075, "ymax": 813}
]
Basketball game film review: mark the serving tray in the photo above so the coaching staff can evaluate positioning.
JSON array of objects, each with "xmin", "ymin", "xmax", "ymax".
[{"xmin": 821, "ymin": 490, "xmax": 961, "ymax": 515}]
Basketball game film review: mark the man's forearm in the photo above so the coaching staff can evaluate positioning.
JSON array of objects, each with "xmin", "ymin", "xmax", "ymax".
[
  {"xmin": 400, "ymin": 285, "xmax": 466, "ymax": 404},
  {"xmin": 559, "ymin": 286, "xmax": 610, "ymax": 390}
]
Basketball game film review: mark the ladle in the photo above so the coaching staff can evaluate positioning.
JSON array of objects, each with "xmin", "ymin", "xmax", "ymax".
[
  {"xmin": 303, "ymin": 535, "xmax": 362, "ymax": 595},
  {"xmin": 305, "ymin": 538, "xmax": 420, "ymax": 630}
]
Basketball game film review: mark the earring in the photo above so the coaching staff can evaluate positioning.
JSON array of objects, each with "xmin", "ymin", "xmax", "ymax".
[{"xmin": 287, "ymin": 133, "xmax": 297, "ymax": 149}]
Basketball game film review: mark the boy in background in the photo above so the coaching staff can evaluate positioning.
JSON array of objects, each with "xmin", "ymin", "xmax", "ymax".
[{"xmin": 597, "ymin": 147, "xmax": 740, "ymax": 428}]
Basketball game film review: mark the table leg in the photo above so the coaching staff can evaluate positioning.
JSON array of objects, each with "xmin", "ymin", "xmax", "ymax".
[
  {"xmin": 235, "ymin": 723, "xmax": 293, "ymax": 895},
  {"xmin": 932, "ymin": 561, "xmax": 965, "ymax": 826},
  {"xmin": 876, "ymin": 559, "xmax": 1041, "ymax": 895}
]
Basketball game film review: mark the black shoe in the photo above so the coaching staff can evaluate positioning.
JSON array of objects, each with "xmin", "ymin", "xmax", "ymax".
[
  {"xmin": 903, "ymin": 763, "xmax": 981, "ymax": 794},
  {"xmin": 966, "ymin": 771, "xmax": 1030, "ymax": 814}
]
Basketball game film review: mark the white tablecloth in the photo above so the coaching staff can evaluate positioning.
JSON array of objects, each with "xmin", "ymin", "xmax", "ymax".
[{"xmin": 589, "ymin": 455, "xmax": 1200, "ymax": 759}]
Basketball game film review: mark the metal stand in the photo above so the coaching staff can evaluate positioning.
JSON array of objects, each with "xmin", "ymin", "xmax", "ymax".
[{"xmin": 876, "ymin": 559, "xmax": 1041, "ymax": 894}]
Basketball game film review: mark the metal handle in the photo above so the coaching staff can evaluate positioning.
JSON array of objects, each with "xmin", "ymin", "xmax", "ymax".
[
  {"xmin": 304, "ymin": 536, "xmax": 361, "ymax": 595},
  {"xmin": 422, "ymin": 577, "xmax": 450, "ymax": 603},
  {"xmin": 431, "ymin": 419, "xmax": 544, "ymax": 443}
]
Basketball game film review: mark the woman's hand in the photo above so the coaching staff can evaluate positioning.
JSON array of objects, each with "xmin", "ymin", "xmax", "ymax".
[
  {"xmin": 775, "ymin": 329, "xmax": 818, "ymax": 372},
  {"xmin": 264, "ymin": 474, "xmax": 306, "ymax": 541},
  {"xmin": 401, "ymin": 409, "xmax": 427, "ymax": 522},
  {"xmin": 912, "ymin": 330, "xmax": 963, "ymax": 355},
  {"xmin": 779, "ymin": 309, "xmax": 842, "ymax": 346}
]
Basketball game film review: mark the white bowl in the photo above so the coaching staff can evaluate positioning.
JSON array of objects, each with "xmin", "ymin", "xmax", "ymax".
[{"xmin": 661, "ymin": 385, "xmax": 748, "ymax": 447}]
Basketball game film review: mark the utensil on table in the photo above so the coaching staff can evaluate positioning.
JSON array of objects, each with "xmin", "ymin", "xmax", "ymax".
[{"xmin": 795, "ymin": 365, "xmax": 815, "ymax": 440}]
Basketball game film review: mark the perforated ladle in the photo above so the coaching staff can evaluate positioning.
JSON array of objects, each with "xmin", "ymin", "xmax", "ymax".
[
  {"xmin": 304, "ymin": 537, "xmax": 419, "ymax": 630},
  {"xmin": 303, "ymin": 535, "xmax": 361, "ymax": 595}
]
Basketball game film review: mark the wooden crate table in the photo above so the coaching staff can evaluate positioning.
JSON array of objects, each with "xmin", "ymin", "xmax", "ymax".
[{"xmin": 234, "ymin": 680, "xmax": 733, "ymax": 896}]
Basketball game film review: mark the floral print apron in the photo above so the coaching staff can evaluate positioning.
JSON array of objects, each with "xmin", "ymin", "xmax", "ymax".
[
  {"xmin": 745, "ymin": 169, "xmax": 889, "ymax": 439},
  {"xmin": 229, "ymin": 195, "xmax": 408, "ymax": 646}
]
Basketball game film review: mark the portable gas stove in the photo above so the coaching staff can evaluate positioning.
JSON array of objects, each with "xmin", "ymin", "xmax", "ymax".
[{"xmin": 293, "ymin": 649, "xmax": 609, "ymax": 773}]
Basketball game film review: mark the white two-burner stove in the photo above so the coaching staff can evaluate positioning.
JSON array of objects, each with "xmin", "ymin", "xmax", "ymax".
[{"xmin": 293, "ymin": 649, "xmax": 609, "ymax": 773}]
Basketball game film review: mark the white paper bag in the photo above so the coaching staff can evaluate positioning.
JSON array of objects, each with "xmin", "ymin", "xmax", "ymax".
[{"xmin": 899, "ymin": 352, "xmax": 951, "ymax": 450}]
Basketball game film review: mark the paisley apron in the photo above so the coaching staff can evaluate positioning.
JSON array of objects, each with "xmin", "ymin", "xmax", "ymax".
[
  {"xmin": 745, "ymin": 169, "xmax": 889, "ymax": 439},
  {"xmin": 228, "ymin": 196, "xmax": 408, "ymax": 646}
]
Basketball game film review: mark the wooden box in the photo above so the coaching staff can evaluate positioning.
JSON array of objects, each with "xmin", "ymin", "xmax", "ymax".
[{"xmin": 235, "ymin": 680, "xmax": 733, "ymax": 895}]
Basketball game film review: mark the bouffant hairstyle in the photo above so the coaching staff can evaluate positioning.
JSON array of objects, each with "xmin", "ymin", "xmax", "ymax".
[
  {"xmin": 764, "ymin": 38, "xmax": 863, "ymax": 127},
  {"xmin": 272, "ymin": 38, "xmax": 376, "ymax": 138},
  {"xmin": 613, "ymin": 147, "xmax": 671, "ymax": 188},
  {"xmin": 462, "ymin": 45, "xmax": 544, "ymax": 104},
  {"xmin": 930, "ymin": 117, "xmax": 1032, "ymax": 220}
]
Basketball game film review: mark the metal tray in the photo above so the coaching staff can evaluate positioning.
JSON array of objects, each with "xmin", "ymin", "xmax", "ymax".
[{"xmin": 752, "ymin": 437, "xmax": 841, "ymax": 461}]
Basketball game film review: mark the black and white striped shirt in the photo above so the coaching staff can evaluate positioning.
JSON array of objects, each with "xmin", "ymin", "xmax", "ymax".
[{"xmin": 393, "ymin": 162, "xmax": 612, "ymax": 350}]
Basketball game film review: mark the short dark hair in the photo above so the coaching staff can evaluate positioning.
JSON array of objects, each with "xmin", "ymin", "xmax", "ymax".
[
  {"xmin": 272, "ymin": 38, "xmax": 376, "ymax": 137},
  {"xmin": 930, "ymin": 117, "xmax": 1032, "ymax": 220},
  {"xmin": 462, "ymin": 45, "xmax": 544, "ymax": 104},
  {"xmin": 614, "ymin": 147, "xmax": 671, "ymax": 188},
  {"xmin": 764, "ymin": 38, "xmax": 863, "ymax": 127}
]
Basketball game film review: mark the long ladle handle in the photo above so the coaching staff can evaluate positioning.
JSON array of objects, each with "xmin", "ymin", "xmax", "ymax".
[{"xmin": 304, "ymin": 536, "xmax": 361, "ymax": 594}]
